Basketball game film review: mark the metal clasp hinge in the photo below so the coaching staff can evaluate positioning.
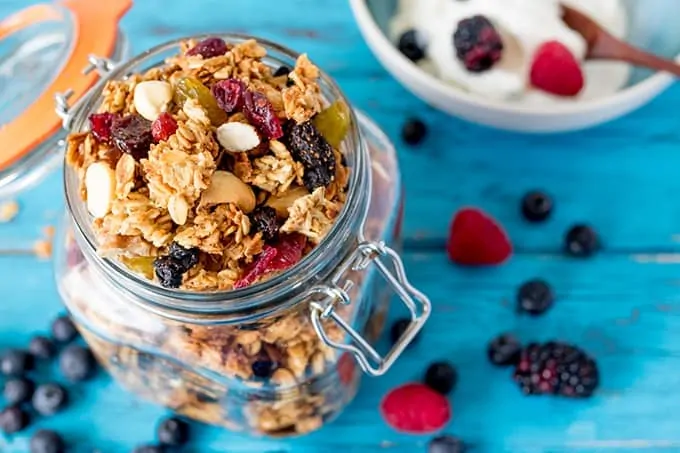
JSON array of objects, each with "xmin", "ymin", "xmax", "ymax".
[
  {"xmin": 309, "ymin": 241, "xmax": 431, "ymax": 377},
  {"xmin": 55, "ymin": 55, "xmax": 117, "ymax": 130}
]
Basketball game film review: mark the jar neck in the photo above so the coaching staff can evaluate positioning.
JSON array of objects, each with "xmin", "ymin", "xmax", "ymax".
[{"xmin": 65, "ymin": 35, "xmax": 372, "ymax": 324}]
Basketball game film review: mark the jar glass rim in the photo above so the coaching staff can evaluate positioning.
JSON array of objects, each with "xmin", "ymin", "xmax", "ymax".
[{"xmin": 63, "ymin": 34, "xmax": 371, "ymax": 315}]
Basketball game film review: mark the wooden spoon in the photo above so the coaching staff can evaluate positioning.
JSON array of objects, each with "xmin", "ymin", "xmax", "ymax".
[{"xmin": 561, "ymin": 4, "xmax": 680, "ymax": 77}]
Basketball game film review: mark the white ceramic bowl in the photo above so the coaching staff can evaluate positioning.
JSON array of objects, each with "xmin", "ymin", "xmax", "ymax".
[{"xmin": 349, "ymin": 0, "xmax": 680, "ymax": 133}]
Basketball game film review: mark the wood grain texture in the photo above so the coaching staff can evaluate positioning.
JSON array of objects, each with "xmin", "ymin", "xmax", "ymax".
[{"xmin": 1, "ymin": 0, "xmax": 680, "ymax": 451}]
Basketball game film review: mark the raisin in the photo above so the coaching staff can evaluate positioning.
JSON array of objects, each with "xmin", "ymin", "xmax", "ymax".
[
  {"xmin": 186, "ymin": 37, "xmax": 228, "ymax": 58},
  {"xmin": 286, "ymin": 121, "xmax": 335, "ymax": 191},
  {"xmin": 121, "ymin": 256, "xmax": 155, "ymax": 279},
  {"xmin": 243, "ymin": 90, "xmax": 283, "ymax": 139},
  {"xmin": 110, "ymin": 115, "xmax": 154, "ymax": 161},
  {"xmin": 174, "ymin": 77, "xmax": 227, "ymax": 126},
  {"xmin": 153, "ymin": 256, "xmax": 185, "ymax": 289},
  {"xmin": 312, "ymin": 101, "xmax": 350, "ymax": 148},
  {"xmin": 168, "ymin": 243, "xmax": 200, "ymax": 271},
  {"xmin": 249, "ymin": 206, "xmax": 279, "ymax": 241},
  {"xmin": 89, "ymin": 112, "xmax": 120, "ymax": 143},
  {"xmin": 151, "ymin": 112, "xmax": 178, "ymax": 142},
  {"xmin": 212, "ymin": 79, "xmax": 246, "ymax": 113}
]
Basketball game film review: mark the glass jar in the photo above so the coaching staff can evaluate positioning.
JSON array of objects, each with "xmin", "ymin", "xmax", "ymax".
[{"xmin": 53, "ymin": 35, "xmax": 430, "ymax": 437}]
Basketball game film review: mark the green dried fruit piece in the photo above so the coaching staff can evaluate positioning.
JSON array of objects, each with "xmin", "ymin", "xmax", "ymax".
[
  {"xmin": 312, "ymin": 100, "xmax": 350, "ymax": 148},
  {"xmin": 174, "ymin": 77, "xmax": 227, "ymax": 126},
  {"xmin": 121, "ymin": 256, "xmax": 155, "ymax": 280}
]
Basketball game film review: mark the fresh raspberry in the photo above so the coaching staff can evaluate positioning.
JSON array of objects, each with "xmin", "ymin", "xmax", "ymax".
[
  {"xmin": 151, "ymin": 113, "xmax": 178, "ymax": 142},
  {"xmin": 212, "ymin": 79, "xmax": 246, "ymax": 113},
  {"xmin": 243, "ymin": 90, "xmax": 283, "ymax": 139},
  {"xmin": 89, "ymin": 112, "xmax": 120, "ymax": 143},
  {"xmin": 446, "ymin": 208, "xmax": 512, "ymax": 266},
  {"xmin": 530, "ymin": 41, "xmax": 584, "ymax": 97},
  {"xmin": 234, "ymin": 234, "xmax": 306, "ymax": 288},
  {"xmin": 380, "ymin": 383, "xmax": 451, "ymax": 434}
]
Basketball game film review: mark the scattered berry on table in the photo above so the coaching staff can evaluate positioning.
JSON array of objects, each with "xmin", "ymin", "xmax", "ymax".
[
  {"xmin": 447, "ymin": 208, "xmax": 512, "ymax": 266},
  {"xmin": 59, "ymin": 344, "xmax": 96, "ymax": 382},
  {"xmin": 517, "ymin": 279, "xmax": 554, "ymax": 316},
  {"xmin": 153, "ymin": 256, "xmax": 186, "ymax": 288},
  {"xmin": 513, "ymin": 342, "xmax": 599, "ymax": 398},
  {"xmin": 211, "ymin": 78, "xmax": 246, "ymax": 113},
  {"xmin": 0, "ymin": 406, "xmax": 29, "ymax": 434},
  {"xmin": 51, "ymin": 315, "xmax": 79, "ymax": 344},
  {"xmin": 521, "ymin": 191, "xmax": 553, "ymax": 222},
  {"xmin": 151, "ymin": 112, "xmax": 178, "ymax": 143},
  {"xmin": 110, "ymin": 115, "xmax": 154, "ymax": 161},
  {"xmin": 530, "ymin": 41, "xmax": 584, "ymax": 97},
  {"xmin": 565, "ymin": 224, "xmax": 599, "ymax": 257},
  {"xmin": 29, "ymin": 336, "xmax": 55, "ymax": 360},
  {"xmin": 32, "ymin": 383, "xmax": 68, "ymax": 415},
  {"xmin": 89, "ymin": 112, "xmax": 119, "ymax": 143},
  {"xmin": 397, "ymin": 29, "xmax": 426, "ymax": 62},
  {"xmin": 249, "ymin": 206, "xmax": 279, "ymax": 241},
  {"xmin": 234, "ymin": 234, "xmax": 307, "ymax": 289},
  {"xmin": 3, "ymin": 377, "xmax": 35, "ymax": 405},
  {"xmin": 168, "ymin": 243, "xmax": 200, "ymax": 272},
  {"xmin": 273, "ymin": 65, "xmax": 291, "ymax": 77},
  {"xmin": 186, "ymin": 36, "xmax": 228, "ymax": 58},
  {"xmin": 157, "ymin": 417, "xmax": 190, "ymax": 446},
  {"xmin": 487, "ymin": 334, "xmax": 522, "ymax": 367},
  {"xmin": 30, "ymin": 429, "xmax": 65, "ymax": 453},
  {"xmin": 251, "ymin": 358, "xmax": 278, "ymax": 379},
  {"xmin": 132, "ymin": 445, "xmax": 165, "ymax": 453},
  {"xmin": 401, "ymin": 118, "xmax": 427, "ymax": 146},
  {"xmin": 380, "ymin": 383, "xmax": 451, "ymax": 434},
  {"xmin": 243, "ymin": 90, "xmax": 283, "ymax": 139},
  {"xmin": 424, "ymin": 362, "xmax": 458, "ymax": 395},
  {"xmin": 286, "ymin": 121, "xmax": 336, "ymax": 191},
  {"xmin": 453, "ymin": 15, "xmax": 504, "ymax": 72},
  {"xmin": 390, "ymin": 318, "xmax": 421, "ymax": 347},
  {"xmin": 0, "ymin": 349, "xmax": 34, "ymax": 376},
  {"xmin": 428, "ymin": 435, "xmax": 467, "ymax": 453}
]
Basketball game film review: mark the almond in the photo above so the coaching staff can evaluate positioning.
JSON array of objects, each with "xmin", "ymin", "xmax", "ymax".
[
  {"xmin": 133, "ymin": 81, "xmax": 173, "ymax": 121},
  {"xmin": 85, "ymin": 162, "xmax": 116, "ymax": 218},
  {"xmin": 216, "ymin": 122, "xmax": 261, "ymax": 152},
  {"xmin": 201, "ymin": 171, "xmax": 256, "ymax": 213}
]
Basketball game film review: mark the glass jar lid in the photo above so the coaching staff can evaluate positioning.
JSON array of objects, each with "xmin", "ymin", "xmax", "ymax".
[{"xmin": 0, "ymin": 0, "xmax": 130, "ymax": 199}]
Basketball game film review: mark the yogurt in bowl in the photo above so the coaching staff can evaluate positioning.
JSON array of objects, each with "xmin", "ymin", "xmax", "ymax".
[{"xmin": 389, "ymin": 0, "xmax": 630, "ymax": 103}]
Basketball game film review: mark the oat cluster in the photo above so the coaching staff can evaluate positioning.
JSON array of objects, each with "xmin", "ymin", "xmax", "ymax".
[{"xmin": 66, "ymin": 38, "xmax": 350, "ymax": 291}]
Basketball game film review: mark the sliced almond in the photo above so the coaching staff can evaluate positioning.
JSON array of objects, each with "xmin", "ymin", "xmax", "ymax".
[
  {"xmin": 168, "ymin": 195, "xmax": 190, "ymax": 225},
  {"xmin": 265, "ymin": 186, "xmax": 309, "ymax": 218},
  {"xmin": 201, "ymin": 170, "xmax": 256, "ymax": 213},
  {"xmin": 133, "ymin": 80, "xmax": 173, "ymax": 121},
  {"xmin": 85, "ymin": 162, "xmax": 116, "ymax": 218},
  {"xmin": 216, "ymin": 122, "xmax": 261, "ymax": 152}
]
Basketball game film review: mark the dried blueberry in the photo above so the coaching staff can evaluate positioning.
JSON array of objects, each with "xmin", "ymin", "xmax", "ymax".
[
  {"xmin": 424, "ymin": 362, "xmax": 457, "ymax": 395},
  {"xmin": 428, "ymin": 435, "xmax": 467, "ymax": 453},
  {"xmin": 401, "ymin": 118, "xmax": 427, "ymax": 146},
  {"xmin": 0, "ymin": 406, "xmax": 29, "ymax": 434},
  {"xmin": 252, "ymin": 359, "xmax": 277, "ymax": 379},
  {"xmin": 32, "ymin": 383, "xmax": 68, "ymax": 415},
  {"xmin": 397, "ymin": 29, "xmax": 426, "ymax": 62},
  {"xmin": 30, "ymin": 429, "xmax": 65, "ymax": 453},
  {"xmin": 51, "ymin": 315, "xmax": 78, "ymax": 344},
  {"xmin": 286, "ymin": 121, "xmax": 336, "ymax": 191},
  {"xmin": 187, "ymin": 37, "xmax": 228, "ymax": 58},
  {"xmin": 168, "ymin": 243, "xmax": 200, "ymax": 272},
  {"xmin": 243, "ymin": 90, "xmax": 283, "ymax": 139},
  {"xmin": 111, "ymin": 115, "xmax": 154, "ymax": 161},
  {"xmin": 250, "ymin": 206, "xmax": 279, "ymax": 241},
  {"xmin": 4, "ymin": 378, "xmax": 35, "ymax": 405},
  {"xmin": 29, "ymin": 336, "xmax": 55, "ymax": 360},
  {"xmin": 153, "ymin": 256, "xmax": 185, "ymax": 289},
  {"xmin": 59, "ymin": 344, "xmax": 96, "ymax": 382},
  {"xmin": 157, "ymin": 417, "xmax": 190, "ymax": 446},
  {"xmin": 0, "ymin": 349, "xmax": 33, "ymax": 376},
  {"xmin": 212, "ymin": 79, "xmax": 246, "ymax": 113}
]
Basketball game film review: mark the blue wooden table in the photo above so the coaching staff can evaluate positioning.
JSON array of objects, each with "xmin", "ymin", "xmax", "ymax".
[{"xmin": 2, "ymin": 0, "xmax": 680, "ymax": 451}]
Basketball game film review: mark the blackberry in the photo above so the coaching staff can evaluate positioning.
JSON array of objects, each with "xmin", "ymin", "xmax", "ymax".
[
  {"xmin": 429, "ymin": 435, "xmax": 467, "ymax": 453},
  {"xmin": 521, "ymin": 191, "xmax": 552, "ymax": 222},
  {"xmin": 30, "ymin": 429, "xmax": 65, "ymax": 453},
  {"xmin": 397, "ymin": 29, "xmax": 426, "ymax": 62},
  {"xmin": 110, "ymin": 115, "xmax": 154, "ymax": 161},
  {"xmin": 565, "ymin": 224, "xmax": 599, "ymax": 257},
  {"xmin": 390, "ymin": 318, "xmax": 420, "ymax": 348},
  {"xmin": 157, "ymin": 417, "xmax": 190, "ymax": 446},
  {"xmin": 4, "ymin": 377, "xmax": 35, "ymax": 405},
  {"xmin": 517, "ymin": 279, "xmax": 554, "ymax": 316},
  {"xmin": 168, "ymin": 243, "xmax": 200, "ymax": 271},
  {"xmin": 32, "ymin": 383, "xmax": 68, "ymax": 415},
  {"xmin": 51, "ymin": 315, "xmax": 78, "ymax": 343},
  {"xmin": 513, "ymin": 342, "xmax": 599, "ymax": 398},
  {"xmin": 250, "ymin": 206, "xmax": 279, "ymax": 241},
  {"xmin": 424, "ymin": 362, "xmax": 457, "ymax": 395},
  {"xmin": 59, "ymin": 344, "xmax": 96, "ymax": 382},
  {"xmin": 0, "ymin": 406, "xmax": 29, "ymax": 434},
  {"xmin": 401, "ymin": 118, "xmax": 427, "ymax": 146},
  {"xmin": 286, "ymin": 121, "xmax": 336, "ymax": 191},
  {"xmin": 29, "ymin": 336, "xmax": 55, "ymax": 360},
  {"xmin": 0, "ymin": 349, "xmax": 34, "ymax": 376},
  {"xmin": 153, "ymin": 256, "xmax": 185, "ymax": 289},
  {"xmin": 453, "ymin": 15, "xmax": 504, "ymax": 72},
  {"xmin": 487, "ymin": 334, "xmax": 522, "ymax": 367}
]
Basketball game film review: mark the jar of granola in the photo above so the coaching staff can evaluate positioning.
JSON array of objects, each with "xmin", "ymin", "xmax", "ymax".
[
  {"xmin": 53, "ymin": 35, "xmax": 430, "ymax": 437},
  {"xmin": 0, "ymin": 0, "xmax": 130, "ymax": 199}
]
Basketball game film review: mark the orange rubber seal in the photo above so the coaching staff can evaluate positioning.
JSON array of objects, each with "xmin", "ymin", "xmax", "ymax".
[{"xmin": 0, "ymin": 0, "xmax": 131, "ymax": 171}]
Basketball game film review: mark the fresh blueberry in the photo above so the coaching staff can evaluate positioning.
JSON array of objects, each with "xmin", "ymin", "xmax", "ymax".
[
  {"xmin": 424, "ymin": 362, "xmax": 458, "ymax": 395},
  {"xmin": 32, "ymin": 383, "xmax": 68, "ymax": 415},
  {"xmin": 51, "ymin": 315, "xmax": 78, "ymax": 343},
  {"xmin": 428, "ymin": 435, "xmax": 467, "ymax": 453},
  {"xmin": 30, "ymin": 429, "xmax": 65, "ymax": 453},
  {"xmin": 397, "ymin": 29, "xmax": 426, "ymax": 62},
  {"xmin": 390, "ymin": 318, "xmax": 420, "ymax": 347},
  {"xmin": 157, "ymin": 417, "xmax": 190, "ymax": 446},
  {"xmin": 3, "ymin": 377, "xmax": 35, "ymax": 405},
  {"xmin": 59, "ymin": 344, "xmax": 96, "ymax": 382},
  {"xmin": 0, "ymin": 406, "xmax": 29, "ymax": 433},
  {"xmin": 521, "ymin": 191, "xmax": 553, "ymax": 222},
  {"xmin": 29, "ymin": 336, "xmax": 56, "ymax": 360},
  {"xmin": 401, "ymin": 118, "xmax": 427, "ymax": 146},
  {"xmin": 487, "ymin": 333, "xmax": 522, "ymax": 367},
  {"xmin": 133, "ymin": 445, "xmax": 165, "ymax": 453},
  {"xmin": 0, "ymin": 349, "xmax": 34, "ymax": 376},
  {"xmin": 565, "ymin": 224, "xmax": 599, "ymax": 257},
  {"xmin": 517, "ymin": 279, "xmax": 554, "ymax": 316}
]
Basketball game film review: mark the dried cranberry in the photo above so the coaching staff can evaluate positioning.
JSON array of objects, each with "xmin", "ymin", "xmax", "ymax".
[
  {"xmin": 110, "ymin": 115, "xmax": 154, "ymax": 161},
  {"xmin": 151, "ymin": 113, "xmax": 178, "ymax": 142},
  {"xmin": 243, "ymin": 90, "xmax": 283, "ymax": 139},
  {"xmin": 89, "ymin": 112, "xmax": 120, "ymax": 143},
  {"xmin": 187, "ymin": 37, "xmax": 228, "ymax": 58},
  {"xmin": 234, "ymin": 234, "xmax": 306, "ymax": 289},
  {"xmin": 234, "ymin": 246, "xmax": 278, "ymax": 289},
  {"xmin": 212, "ymin": 79, "xmax": 246, "ymax": 113}
]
